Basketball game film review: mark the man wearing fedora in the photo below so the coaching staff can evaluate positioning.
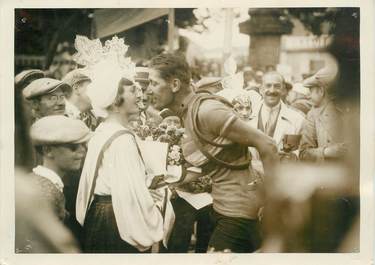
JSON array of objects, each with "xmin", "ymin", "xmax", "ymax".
[{"xmin": 299, "ymin": 67, "xmax": 347, "ymax": 162}]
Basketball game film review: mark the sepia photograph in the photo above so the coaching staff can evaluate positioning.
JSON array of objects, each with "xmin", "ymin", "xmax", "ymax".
[{"xmin": 1, "ymin": 1, "xmax": 374, "ymax": 265}]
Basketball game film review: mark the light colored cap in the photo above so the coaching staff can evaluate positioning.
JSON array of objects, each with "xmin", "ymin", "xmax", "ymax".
[
  {"xmin": 196, "ymin": 77, "xmax": 222, "ymax": 89},
  {"xmin": 15, "ymin": 69, "xmax": 45, "ymax": 90},
  {"xmin": 292, "ymin": 83, "xmax": 310, "ymax": 96},
  {"xmin": 30, "ymin": 115, "xmax": 91, "ymax": 146},
  {"xmin": 62, "ymin": 69, "xmax": 91, "ymax": 88},
  {"xmin": 23, "ymin": 78, "xmax": 72, "ymax": 100},
  {"xmin": 303, "ymin": 66, "xmax": 338, "ymax": 89}
]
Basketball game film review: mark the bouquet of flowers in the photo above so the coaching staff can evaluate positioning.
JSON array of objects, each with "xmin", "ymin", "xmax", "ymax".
[
  {"xmin": 133, "ymin": 119, "xmax": 185, "ymax": 166},
  {"xmin": 158, "ymin": 124, "xmax": 185, "ymax": 167},
  {"xmin": 168, "ymin": 145, "xmax": 183, "ymax": 166},
  {"xmin": 131, "ymin": 118, "xmax": 159, "ymax": 141},
  {"xmin": 134, "ymin": 117, "xmax": 212, "ymax": 193}
]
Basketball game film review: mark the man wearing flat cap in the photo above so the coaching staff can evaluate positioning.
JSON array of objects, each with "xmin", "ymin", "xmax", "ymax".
[
  {"xmin": 23, "ymin": 77, "xmax": 72, "ymax": 120},
  {"xmin": 195, "ymin": 77, "xmax": 223, "ymax": 94},
  {"xmin": 15, "ymin": 69, "xmax": 45, "ymax": 91},
  {"xmin": 29, "ymin": 115, "xmax": 90, "ymax": 223},
  {"xmin": 299, "ymin": 67, "xmax": 346, "ymax": 162},
  {"xmin": 15, "ymin": 69, "xmax": 45, "ymax": 169},
  {"xmin": 15, "ymin": 69, "xmax": 46, "ymax": 124},
  {"xmin": 63, "ymin": 69, "xmax": 98, "ymax": 130}
]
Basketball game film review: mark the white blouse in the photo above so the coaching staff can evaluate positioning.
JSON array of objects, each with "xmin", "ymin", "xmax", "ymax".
[{"xmin": 76, "ymin": 121, "xmax": 164, "ymax": 251}]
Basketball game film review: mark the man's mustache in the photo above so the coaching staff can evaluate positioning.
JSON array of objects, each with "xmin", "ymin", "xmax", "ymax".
[{"xmin": 265, "ymin": 92, "xmax": 280, "ymax": 97}]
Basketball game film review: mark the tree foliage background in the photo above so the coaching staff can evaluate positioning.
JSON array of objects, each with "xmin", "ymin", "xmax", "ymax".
[{"xmin": 15, "ymin": 7, "xmax": 359, "ymax": 73}]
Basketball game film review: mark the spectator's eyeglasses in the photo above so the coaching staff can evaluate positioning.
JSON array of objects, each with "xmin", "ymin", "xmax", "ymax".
[{"xmin": 46, "ymin": 94, "xmax": 66, "ymax": 103}]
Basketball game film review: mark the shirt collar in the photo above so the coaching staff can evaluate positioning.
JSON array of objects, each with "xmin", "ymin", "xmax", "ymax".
[
  {"xmin": 65, "ymin": 100, "xmax": 81, "ymax": 119},
  {"xmin": 32, "ymin": 165, "xmax": 64, "ymax": 192},
  {"xmin": 96, "ymin": 119, "xmax": 127, "ymax": 133},
  {"xmin": 262, "ymin": 101, "xmax": 281, "ymax": 113}
]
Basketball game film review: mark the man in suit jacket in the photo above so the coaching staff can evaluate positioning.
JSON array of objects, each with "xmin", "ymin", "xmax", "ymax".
[{"xmin": 248, "ymin": 71, "xmax": 305, "ymax": 153}]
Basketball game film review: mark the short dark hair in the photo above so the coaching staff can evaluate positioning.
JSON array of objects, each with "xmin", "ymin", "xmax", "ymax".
[
  {"xmin": 149, "ymin": 53, "xmax": 191, "ymax": 86},
  {"xmin": 56, "ymin": 44, "xmax": 75, "ymax": 56},
  {"xmin": 35, "ymin": 145, "xmax": 52, "ymax": 156}
]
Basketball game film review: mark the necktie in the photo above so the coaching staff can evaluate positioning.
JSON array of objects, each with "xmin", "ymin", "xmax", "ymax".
[{"xmin": 265, "ymin": 107, "xmax": 279, "ymax": 137}]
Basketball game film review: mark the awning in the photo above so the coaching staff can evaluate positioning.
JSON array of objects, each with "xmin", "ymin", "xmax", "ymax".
[{"xmin": 93, "ymin": 8, "xmax": 169, "ymax": 38}]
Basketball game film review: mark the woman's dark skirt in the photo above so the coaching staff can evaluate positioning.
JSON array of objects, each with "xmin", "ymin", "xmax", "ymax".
[{"xmin": 83, "ymin": 195, "xmax": 149, "ymax": 253}]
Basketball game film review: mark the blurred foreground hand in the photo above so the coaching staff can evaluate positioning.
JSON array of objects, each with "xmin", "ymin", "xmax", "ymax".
[{"xmin": 261, "ymin": 162, "xmax": 359, "ymax": 253}]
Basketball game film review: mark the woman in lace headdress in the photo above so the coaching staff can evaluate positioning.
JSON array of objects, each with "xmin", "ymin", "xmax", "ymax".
[{"xmin": 74, "ymin": 36, "xmax": 164, "ymax": 253}]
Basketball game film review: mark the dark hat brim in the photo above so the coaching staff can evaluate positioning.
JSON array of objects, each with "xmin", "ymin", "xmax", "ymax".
[{"xmin": 15, "ymin": 70, "xmax": 45, "ymax": 90}]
